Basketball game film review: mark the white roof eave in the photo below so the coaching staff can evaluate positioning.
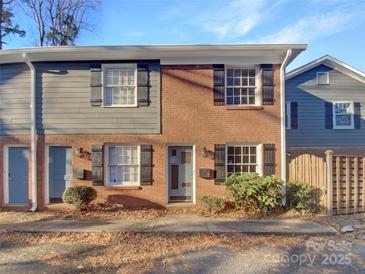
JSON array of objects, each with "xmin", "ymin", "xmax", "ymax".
[{"xmin": 0, "ymin": 44, "xmax": 307, "ymax": 65}]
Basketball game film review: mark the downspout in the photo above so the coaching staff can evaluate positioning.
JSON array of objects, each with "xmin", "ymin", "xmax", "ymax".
[
  {"xmin": 23, "ymin": 53, "xmax": 37, "ymax": 211},
  {"xmin": 280, "ymin": 49, "xmax": 292, "ymax": 204}
]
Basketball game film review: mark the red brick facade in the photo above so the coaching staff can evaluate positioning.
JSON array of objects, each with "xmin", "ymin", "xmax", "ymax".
[{"xmin": 0, "ymin": 65, "xmax": 282, "ymax": 208}]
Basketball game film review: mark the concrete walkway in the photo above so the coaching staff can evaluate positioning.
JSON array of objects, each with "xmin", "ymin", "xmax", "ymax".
[{"xmin": 0, "ymin": 214, "xmax": 336, "ymax": 235}]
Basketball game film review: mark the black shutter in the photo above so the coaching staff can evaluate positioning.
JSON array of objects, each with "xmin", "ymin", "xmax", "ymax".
[
  {"xmin": 261, "ymin": 64, "xmax": 274, "ymax": 105},
  {"xmin": 91, "ymin": 145, "xmax": 103, "ymax": 186},
  {"xmin": 137, "ymin": 64, "xmax": 150, "ymax": 106},
  {"xmin": 325, "ymin": 102, "xmax": 333, "ymax": 129},
  {"xmin": 214, "ymin": 144, "xmax": 226, "ymax": 184},
  {"xmin": 263, "ymin": 144, "xmax": 275, "ymax": 176},
  {"xmin": 90, "ymin": 64, "xmax": 102, "ymax": 106},
  {"xmin": 354, "ymin": 102, "xmax": 361, "ymax": 129},
  {"xmin": 213, "ymin": 64, "xmax": 225, "ymax": 105},
  {"xmin": 140, "ymin": 144, "xmax": 153, "ymax": 186},
  {"xmin": 291, "ymin": 102, "xmax": 298, "ymax": 129}
]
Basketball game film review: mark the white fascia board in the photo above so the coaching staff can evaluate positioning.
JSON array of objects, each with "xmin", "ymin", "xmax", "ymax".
[{"xmin": 0, "ymin": 44, "xmax": 307, "ymax": 65}]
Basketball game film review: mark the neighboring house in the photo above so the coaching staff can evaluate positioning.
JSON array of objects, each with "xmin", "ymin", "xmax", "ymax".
[
  {"xmin": 0, "ymin": 44, "xmax": 306, "ymax": 209},
  {"xmin": 286, "ymin": 55, "xmax": 365, "ymax": 154}
]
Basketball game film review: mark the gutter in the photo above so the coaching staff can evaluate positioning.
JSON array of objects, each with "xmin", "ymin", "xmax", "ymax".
[
  {"xmin": 22, "ymin": 53, "xmax": 37, "ymax": 211},
  {"xmin": 280, "ymin": 49, "xmax": 292, "ymax": 202}
]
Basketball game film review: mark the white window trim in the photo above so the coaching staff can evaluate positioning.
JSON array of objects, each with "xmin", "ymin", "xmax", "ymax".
[
  {"xmin": 104, "ymin": 144, "xmax": 141, "ymax": 186},
  {"xmin": 286, "ymin": 101, "xmax": 291, "ymax": 129},
  {"xmin": 332, "ymin": 101, "xmax": 355, "ymax": 130},
  {"xmin": 225, "ymin": 143, "xmax": 262, "ymax": 178},
  {"xmin": 317, "ymin": 71, "xmax": 330, "ymax": 85},
  {"xmin": 225, "ymin": 66, "xmax": 261, "ymax": 106},
  {"xmin": 102, "ymin": 63, "xmax": 138, "ymax": 108}
]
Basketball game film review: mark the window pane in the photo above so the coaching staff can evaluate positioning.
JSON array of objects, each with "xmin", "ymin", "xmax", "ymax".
[
  {"xmin": 226, "ymin": 97, "xmax": 233, "ymax": 105},
  {"xmin": 250, "ymin": 155, "xmax": 256, "ymax": 163},
  {"xmin": 227, "ymin": 146, "xmax": 234, "ymax": 154},
  {"xmin": 105, "ymin": 88, "xmax": 113, "ymax": 106},
  {"xmin": 227, "ymin": 88, "xmax": 233, "ymax": 96},
  {"xmin": 109, "ymin": 147, "xmax": 117, "ymax": 165},
  {"xmin": 336, "ymin": 114, "xmax": 351, "ymax": 126},
  {"xmin": 242, "ymin": 69, "xmax": 248, "ymax": 77},
  {"xmin": 243, "ymin": 155, "xmax": 249, "ymax": 163},
  {"xmin": 227, "ymin": 69, "xmax": 233, "ymax": 77},
  {"xmin": 234, "ymin": 69, "xmax": 241, "ymax": 77},
  {"xmin": 335, "ymin": 103, "xmax": 350, "ymax": 114},
  {"xmin": 227, "ymin": 78, "xmax": 234, "ymax": 86},
  {"xmin": 228, "ymin": 155, "xmax": 234, "ymax": 164}
]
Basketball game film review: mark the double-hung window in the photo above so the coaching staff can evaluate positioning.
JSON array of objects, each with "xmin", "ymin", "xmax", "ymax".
[
  {"xmin": 106, "ymin": 145, "xmax": 140, "ymax": 186},
  {"xmin": 226, "ymin": 67, "xmax": 258, "ymax": 105},
  {"xmin": 226, "ymin": 144, "xmax": 259, "ymax": 177},
  {"xmin": 333, "ymin": 101, "xmax": 354, "ymax": 129},
  {"xmin": 103, "ymin": 64, "xmax": 137, "ymax": 107}
]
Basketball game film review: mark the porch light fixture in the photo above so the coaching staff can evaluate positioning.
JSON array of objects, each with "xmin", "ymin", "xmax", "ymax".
[
  {"xmin": 75, "ymin": 147, "xmax": 83, "ymax": 157},
  {"xmin": 201, "ymin": 146, "xmax": 208, "ymax": 157}
]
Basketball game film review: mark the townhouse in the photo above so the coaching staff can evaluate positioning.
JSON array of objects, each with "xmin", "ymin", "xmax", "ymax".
[
  {"xmin": 286, "ymin": 55, "xmax": 365, "ymax": 156},
  {"xmin": 0, "ymin": 44, "xmax": 306, "ymax": 209}
]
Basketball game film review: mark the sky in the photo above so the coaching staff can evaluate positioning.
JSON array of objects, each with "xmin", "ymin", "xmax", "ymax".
[{"xmin": 5, "ymin": 0, "xmax": 365, "ymax": 72}]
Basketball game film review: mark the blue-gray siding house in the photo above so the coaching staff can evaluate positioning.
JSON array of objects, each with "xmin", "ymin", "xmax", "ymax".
[{"xmin": 286, "ymin": 55, "xmax": 365, "ymax": 150}]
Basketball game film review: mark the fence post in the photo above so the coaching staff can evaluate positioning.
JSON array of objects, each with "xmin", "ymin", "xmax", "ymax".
[{"xmin": 325, "ymin": 150, "xmax": 334, "ymax": 215}]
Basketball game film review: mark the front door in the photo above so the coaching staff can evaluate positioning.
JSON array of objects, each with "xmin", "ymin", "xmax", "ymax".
[
  {"xmin": 7, "ymin": 147, "xmax": 29, "ymax": 204},
  {"xmin": 168, "ymin": 146, "xmax": 193, "ymax": 203},
  {"xmin": 49, "ymin": 146, "xmax": 72, "ymax": 203}
]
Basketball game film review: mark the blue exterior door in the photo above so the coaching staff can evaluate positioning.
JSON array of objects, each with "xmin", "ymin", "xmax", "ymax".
[
  {"xmin": 8, "ymin": 147, "xmax": 29, "ymax": 204},
  {"xmin": 168, "ymin": 146, "xmax": 193, "ymax": 203},
  {"xmin": 49, "ymin": 147, "xmax": 72, "ymax": 203}
]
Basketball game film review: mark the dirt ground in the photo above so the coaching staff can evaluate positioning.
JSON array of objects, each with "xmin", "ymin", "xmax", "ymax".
[
  {"xmin": 1, "ymin": 206, "xmax": 365, "ymax": 273},
  {"xmin": 1, "ymin": 232, "xmax": 365, "ymax": 274}
]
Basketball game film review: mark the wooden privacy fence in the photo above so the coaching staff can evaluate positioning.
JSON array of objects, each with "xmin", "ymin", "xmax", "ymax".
[{"xmin": 288, "ymin": 150, "xmax": 365, "ymax": 215}]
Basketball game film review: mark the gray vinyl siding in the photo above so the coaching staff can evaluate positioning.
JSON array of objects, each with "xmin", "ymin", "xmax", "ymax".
[
  {"xmin": 0, "ymin": 63, "xmax": 31, "ymax": 134},
  {"xmin": 36, "ymin": 61, "xmax": 160, "ymax": 134},
  {"xmin": 286, "ymin": 64, "xmax": 365, "ymax": 147}
]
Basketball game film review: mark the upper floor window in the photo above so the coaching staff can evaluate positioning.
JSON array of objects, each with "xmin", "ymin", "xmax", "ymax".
[
  {"xmin": 225, "ymin": 67, "xmax": 258, "ymax": 105},
  {"xmin": 317, "ymin": 72, "xmax": 329, "ymax": 85},
  {"xmin": 333, "ymin": 101, "xmax": 354, "ymax": 129},
  {"xmin": 103, "ymin": 64, "xmax": 137, "ymax": 107}
]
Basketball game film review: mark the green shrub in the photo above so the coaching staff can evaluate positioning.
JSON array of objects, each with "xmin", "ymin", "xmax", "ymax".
[
  {"xmin": 62, "ymin": 186, "xmax": 97, "ymax": 210},
  {"xmin": 225, "ymin": 173, "xmax": 283, "ymax": 214},
  {"xmin": 199, "ymin": 195, "xmax": 226, "ymax": 214},
  {"xmin": 286, "ymin": 181, "xmax": 318, "ymax": 212}
]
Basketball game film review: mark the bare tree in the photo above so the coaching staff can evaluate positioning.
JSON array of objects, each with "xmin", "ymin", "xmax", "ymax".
[
  {"xmin": 0, "ymin": 0, "xmax": 25, "ymax": 49},
  {"xmin": 22, "ymin": 0, "xmax": 99, "ymax": 46}
]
